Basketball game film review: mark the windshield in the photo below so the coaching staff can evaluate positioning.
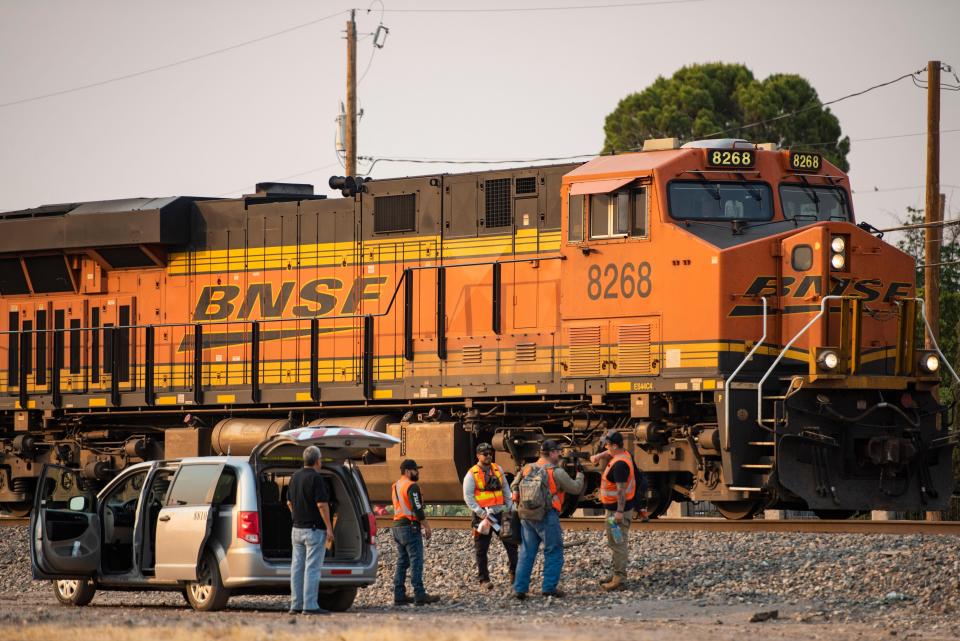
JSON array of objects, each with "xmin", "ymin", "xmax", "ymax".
[
  {"xmin": 780, "ymin": 184, "xmax": 850, "ymax": 221},
  {"xmin": 668, "ymin": 181, "xmax": 773, "ymax": 221}
]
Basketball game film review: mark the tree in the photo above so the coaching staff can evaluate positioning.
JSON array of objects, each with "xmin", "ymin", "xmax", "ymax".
[{"xmin": 603, "ymin": 63, "xmax": 851, "ymax": 171}]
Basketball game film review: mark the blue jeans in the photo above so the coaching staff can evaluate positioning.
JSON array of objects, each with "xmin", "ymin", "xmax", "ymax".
[
  {"xmin": 290, "ymin": 527, "xmax": 327, "ymax": 612},
  {"xmin": 392, "ymin": 522, "xmax": 425, "ymax": 600},
  {"xmin": 513, "ymin": 510, "xmax": 563, "ymax": 594}
]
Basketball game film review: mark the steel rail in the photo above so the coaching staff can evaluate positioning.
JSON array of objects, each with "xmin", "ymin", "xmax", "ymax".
[{"xmin": 375, "ymin": 516, "xmax": 960, "ymax": 535}]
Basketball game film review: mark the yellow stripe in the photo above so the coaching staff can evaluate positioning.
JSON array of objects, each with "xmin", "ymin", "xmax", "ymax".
[
  {"xmin": 514, "ymin": 384, "xmax": 537, "ymax": 394},
  {"xmin": 373, "ymin": 389, "xmax": 393, "ymax": 399},
  {"xmin": 216, "ymin": 394, "xmax": 236, "ymax": 404},
  {"xmin": 156, "ymin": 395, "xmax": 178, "ymax": 406},
  {"xmin": 295, "ymin": 392, "xmax": 314, "ymax": 401},
  {"xmin": 441, "ymin": 387, "xmax": 462, "ymax": 397},
  {"xmin": 88, "ymin": 398, "xmax": 107, "ymax": 407},
  {"xmin": 608, "ymin": 381, "xmax": 632, "ymax": 392}
]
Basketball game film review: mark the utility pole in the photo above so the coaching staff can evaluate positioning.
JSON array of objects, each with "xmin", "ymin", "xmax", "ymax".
[
  {"xmin": 923, "ymin": 62, "xmax": 941, "ymax": 523},
  {"xmin": 924, "ymin": 60, "xmax": 940, "ymax": 349},
  {"xmin": 345, "ymin": 9, "xmax": 358, "ymax": 176}
]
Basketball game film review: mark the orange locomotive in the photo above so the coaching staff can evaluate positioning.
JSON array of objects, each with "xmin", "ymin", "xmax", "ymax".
[{"xmin": 0, "ymin": 138, "xmax": 954, "ymax": 519}]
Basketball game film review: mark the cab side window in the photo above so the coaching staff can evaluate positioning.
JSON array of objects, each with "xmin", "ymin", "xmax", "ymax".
[
  {"xmin": 166, "ymin": 464, "xmax": 223, "ymax": 506},
  {"xmin": 568, "ymin": 194, "xmax": 584, "ymax": 242},
  {"xmin": 589, "ymin": 188, "xmax": 647, "ymax": 240}
]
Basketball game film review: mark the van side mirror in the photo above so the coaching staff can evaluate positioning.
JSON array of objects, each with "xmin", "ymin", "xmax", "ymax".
[{"xmin": 68, "ymin": 496, "xmax": 87, "ymax": 512}]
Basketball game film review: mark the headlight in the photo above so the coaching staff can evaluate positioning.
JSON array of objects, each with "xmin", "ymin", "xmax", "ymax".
[
  {"xmin": 818, "ymin": 349, "xmax": 840, "ymax": 371},
  {"xmin": 920, "ymin": 353, "xmax": 940, "ymax": 374},
  {"xmin": 831, "ymin": 236, "xmax": 846, "ymax": 253},
  {"xmin": 830, "ymin": 253, "xmax": 846, "ymax": 270}
]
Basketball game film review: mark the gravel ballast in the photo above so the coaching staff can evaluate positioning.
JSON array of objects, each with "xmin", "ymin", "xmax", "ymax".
[{"xmin": 3, "ymin": 524, "xmax": 957, "ymax": 635}]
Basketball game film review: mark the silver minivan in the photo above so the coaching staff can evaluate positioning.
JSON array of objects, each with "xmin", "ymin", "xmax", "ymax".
[{"xmin": 30, "ymin": 427, "xmax": 398, "ymax": 611}]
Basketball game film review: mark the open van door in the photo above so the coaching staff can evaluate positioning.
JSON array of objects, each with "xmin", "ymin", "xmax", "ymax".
[
  {"xmin": 251, "ymin": 427, "xmax": 400, "ymax": 469},
  {"xmin": 30, "ymin": 465, "xmax": 101, "ymax": 579},
  {"xmin": 154, "ymin": 462, "xmax": 224, "ymax": 581}
]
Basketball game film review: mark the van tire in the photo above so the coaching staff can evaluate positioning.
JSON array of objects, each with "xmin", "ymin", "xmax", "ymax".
[
  {"xmin": 53, "ymin": 579, "xmax": 96, "ymax": 606},
  {"xmin": 185, "ymin": 551, "xmax": 230, "ymax": 611},
  {"xmin": 317, "ymin": 586, "xmax": 358, "ymax": 612}
]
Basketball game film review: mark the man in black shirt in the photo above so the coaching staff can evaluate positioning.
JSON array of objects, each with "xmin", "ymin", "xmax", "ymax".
[{"xmin": 286, "ymin": 445, "xmax": 332, "ymax": 615}]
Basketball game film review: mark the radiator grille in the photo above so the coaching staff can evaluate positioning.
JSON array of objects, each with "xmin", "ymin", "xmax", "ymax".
[
  {"xmin": 463, "ymin": 344, "xmax": 483, "ymax": 366},
  {"xmin": 374, "ymin": 193, "xmax": 416, "ymax": 233},
  {"xmin": 516, "ymin": 342, "xmax": 537, "ymax": 362},
  {"xmin": 484, "ymin": 178, "xmax": 512, "ymax": 228},
  {"xmin": 617, "ymin": 323, "xmax": 653, "ymax": 375},
  {"xmin": 568, "ymin": 325, "xmax": 601, "ymax": 377},
  {"xmin": 515, "ymin": 176, "xmax": 537, "ymax": 195}
]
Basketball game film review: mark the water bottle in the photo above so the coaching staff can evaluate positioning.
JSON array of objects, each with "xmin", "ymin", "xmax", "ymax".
[
  {"xmin": 607, "ymin": 515, "xmax": 623, "ymax": 544},
  {"xmin": 72, "ymin": 541, "xmax": 81, "ymax": 557}
]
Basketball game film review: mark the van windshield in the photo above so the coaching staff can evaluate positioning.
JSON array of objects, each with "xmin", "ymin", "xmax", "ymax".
[
  {"xmin": 780, "ymin": 184, "xmax": 851, "ymax": 221},
  {"xmin": 668, "ymin": 181, "xmax": 773, "ymax": 221}
]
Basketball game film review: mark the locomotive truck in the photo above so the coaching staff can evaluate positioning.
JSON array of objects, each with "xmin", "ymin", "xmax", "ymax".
[{"xmin": 1, "ymin": 137, "xmax": 955, "ymax": 519}]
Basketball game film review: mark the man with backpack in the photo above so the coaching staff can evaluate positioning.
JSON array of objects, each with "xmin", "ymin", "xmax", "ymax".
[{"xmin": 510, "ymin": 439, "xmax": 584, "ymax": 600}]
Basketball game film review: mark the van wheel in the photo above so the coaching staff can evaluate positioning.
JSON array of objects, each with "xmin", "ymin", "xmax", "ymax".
[
  {"xmin": 185, "ymin": 552, "xmax": 230, "ymax": 611},
  {"xmin": 317, "ymin": 586, "xmax": 358, "ymax": 612},
  {"xmin": 53, "ymin": 579, "xmax": 96, "ymax": 606}
]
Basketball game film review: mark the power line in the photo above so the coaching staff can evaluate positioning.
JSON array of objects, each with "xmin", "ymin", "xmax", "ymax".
[
  {"xmin": 704, "ymin": 68, "xmax": 930, "ymax": 139},
  {"xmin": 877, "ymin": 219, "xmax": 960, "ymax": 233},
  {"xmin": 380, "ymin": 0, "xmax": 703, "ymax": 13},
  {"xmin": 217, "ymin": 161, "xmax": 342, "ymax": 197},
  {"xmin": 0, "ymin": 9, "xmax": 348, "ymax": 109},
  {"xmin": 799, "ymin": 128, "xmax": 960, "ymax": 148},
  {"xmin": 853, "ymin": 184, "xmax": 960, "ymax": 195}
]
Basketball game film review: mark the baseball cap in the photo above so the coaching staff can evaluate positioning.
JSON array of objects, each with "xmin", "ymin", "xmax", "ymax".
[
  {"xmin": 399, "ymin": 459, "xmax": 423, "ymax": 471},
  {"xmin": 540, "ymin": 439, "xmax": 561, "ymax": 453},
  {"xmin": 603, "ymin": 430, "xmax": 624, "ymax": 447},
  {"xmin": 476, "ymin": 443, "xmax": 494, "ymax": 455}
]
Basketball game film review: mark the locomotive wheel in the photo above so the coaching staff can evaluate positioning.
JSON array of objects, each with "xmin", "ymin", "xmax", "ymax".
[
  {"xmin": 812, "ymin": 509, "xmax": 858, "ymax": 520},
  {"xmin": 641, "ymin": 473, "xmax": 674, "ymax": 519},
  {"xmin": 0, "ymin": 503, "xmax": 31, "ymax": 518},
  {"xmin": 714, "ymin": 500, "xmax": 762, "ymax": 520}
]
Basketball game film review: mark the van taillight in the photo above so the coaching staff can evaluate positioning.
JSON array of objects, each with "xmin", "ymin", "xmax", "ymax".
[
  {"xmin": 367, "ymin": 512, "xmax": 377, "ymax": 544},
  {"xmin": 238, "ymin": 511, "xmax": 260, "ymax": 544}
]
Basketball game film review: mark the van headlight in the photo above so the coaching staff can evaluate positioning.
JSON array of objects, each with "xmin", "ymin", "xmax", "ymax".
[
  {"xmin": 830, "ymin": 253, "xmax": 846, "ymax": 270},
  {"xmin": 817, "ymin": 349, "xmax": 840, "ymax": 371},
  {"xmin": 919, "ymin": 352, "xmax": 940, "ymax": 374}
]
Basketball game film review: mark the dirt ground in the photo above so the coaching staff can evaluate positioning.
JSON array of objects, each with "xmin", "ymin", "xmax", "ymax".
[{"xmin": 0, "ymin": 591, "xmax": 946, "ymax": 641}]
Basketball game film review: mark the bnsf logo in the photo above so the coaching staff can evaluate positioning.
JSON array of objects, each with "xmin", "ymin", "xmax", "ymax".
[
  {"xmin": 193, "ymin": 276, "xmax": 388, "ymax": 322},
  {"xmin": 730, "ymin": 276, "xmax": 912, "ymax": 317}
]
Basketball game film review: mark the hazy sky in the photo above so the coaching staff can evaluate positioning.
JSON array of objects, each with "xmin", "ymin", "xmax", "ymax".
[{"xmin": 1, "ymin": 0, "xmax": 957, "ymax": 234}]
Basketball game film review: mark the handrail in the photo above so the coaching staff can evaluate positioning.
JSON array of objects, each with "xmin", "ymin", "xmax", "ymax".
[
  {"xmin": 722, "ymin": 296, "xmax": 767, "ymax": 451},
  {"xmin": 756, "ymin": 295, "xmax": 842, "ymax": 431},
  {"xmin": 0, "ymin": 255, "xmax": 565, "ymax": 335},
  {"xmin": 913, "ymin": 298, "xmax": 960, "ymax": 386}
]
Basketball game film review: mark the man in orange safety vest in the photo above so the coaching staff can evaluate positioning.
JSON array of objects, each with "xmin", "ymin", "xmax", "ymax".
[{"xmin": 462, "ymin": 442, "xmax": 518, "ymax": 588}]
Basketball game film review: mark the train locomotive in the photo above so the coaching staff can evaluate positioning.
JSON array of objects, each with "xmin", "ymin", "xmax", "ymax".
[{"xmin": 0, "ymin": 137, "xmax": 955, "ymax": 519}]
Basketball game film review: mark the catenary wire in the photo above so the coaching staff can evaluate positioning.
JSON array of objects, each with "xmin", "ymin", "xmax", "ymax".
[{"xmin": 0, "ymin": 9, "xmax": 349, "ymax": 109}]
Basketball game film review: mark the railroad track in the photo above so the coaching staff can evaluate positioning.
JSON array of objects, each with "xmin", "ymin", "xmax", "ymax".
[
  {"xmin": 4, "ymin": 515, "xmax": 957, "ymax": 535},
  {"xmin": 376, "ymin": 515, "xmax": 960, "ymax": 536}
]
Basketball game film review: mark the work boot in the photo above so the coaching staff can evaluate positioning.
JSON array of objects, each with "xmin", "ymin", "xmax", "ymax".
[
  {"xmin": 601, "ymin": 575, "xmax": 623, "ymax": 592},
  {"xmin": 639, "ymin": 509, "xmax": 650, "ymax": 522},
  {"xmin": 393, "ymin": 595, "xmax": 414, "ymax": 606},
  {"xmin": 414, "ymin": 594, "xmax": 441, "ymax": 606},
  {"xmin": 479, "ymin": 579, "xmax": 493, "ymax": 590},
  {"xmin": 513, "ymin": 591, "xmax": 527, "ymax": 601},
  {"xmin": 542, "ymin": 589, "xmax": 565, "ymax": 598}
]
